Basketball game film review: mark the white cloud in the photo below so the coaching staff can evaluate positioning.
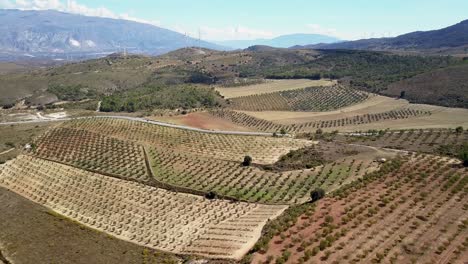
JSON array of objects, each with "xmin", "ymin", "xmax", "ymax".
[{"xmin": 0, "ymin": 0, "xmax": 161, "ymax": 26}]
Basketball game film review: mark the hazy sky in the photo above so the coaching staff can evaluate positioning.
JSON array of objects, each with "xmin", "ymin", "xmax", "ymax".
[{"xmin": 1, "ymin": 0, "xmax": 467, "ymax": 40}]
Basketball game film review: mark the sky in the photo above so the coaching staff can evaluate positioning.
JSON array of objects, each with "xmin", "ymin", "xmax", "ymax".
[{"xmin": 1, "ymin": 0, "xmax": 467, "ymax": 41}]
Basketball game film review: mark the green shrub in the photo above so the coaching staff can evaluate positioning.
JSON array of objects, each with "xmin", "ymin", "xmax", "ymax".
[
  {"xmin": 242, "ymin": 156, "xmax": 252, "ymax": 166},
  {"xmin": 311, "ymin": 188, "xmax": 326, "ymax": 202}
]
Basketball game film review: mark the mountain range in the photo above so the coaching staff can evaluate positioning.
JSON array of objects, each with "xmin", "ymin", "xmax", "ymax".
[
  {"xmin": 0, "ymin": 9, "xmax": 224, "ymax": 60},
  {"xmin": 0, "ymin": 9, "xmax": 466, "ymax": 61},
  {"xmin": 216, "ymin": 34, "xmax": 341, "ymax": 49},
  {"xmin": 301, "ymin": 19, "xmax": 468, "ymax": 53}
]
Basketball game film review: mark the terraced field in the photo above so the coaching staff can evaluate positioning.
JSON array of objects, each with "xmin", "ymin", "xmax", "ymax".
[
  {"xmin": 228, "ymin": 86, "xmax": 370, "ymax": 112},
  {"xmin": 216, "ymin": 79, "xmax": 336, "ymax": 99},
  {"xmin": 342, "ymin": 129, "xmax": 468, "ymax": 154},
  {"xmin": 252, "ymin": 154, "xmax": 468, "ymax": 264},
  {"xmin": 148, "ymin": 146, "xmax": 384, "ymax": 204},
  {"xmin": 209, "ymin": 108, "xmax": 432, "ymax": 133},
  {"xmin": 34, "ymin": 127, "xmax": 150, "ymax": 182},
  {"xmin": 0, "ymin": 155, "xmax": 287, "ymax": 260},
  {"xmin": 60, "ymin": 118, "xmax": 311, "ymax": 164}
]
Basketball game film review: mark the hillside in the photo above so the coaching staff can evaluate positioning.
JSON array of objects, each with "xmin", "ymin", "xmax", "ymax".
[
  {"xmin": 385, "ymin": 63, "xmax": 468, "ymax": 108},
  {"xmin": 0, "ymin": 47, "xmax": 464, "ymax": 110},
  {"xmin": 0, "ymin": 9, "xmax": 224, "ymax": 60},
  {"xmin": 217, "ymin": 34, "xmax": 341, "ymax": 49},
  {"xmin": 304, "ymin": 19, "xmax": 468, "ymax": 54}
]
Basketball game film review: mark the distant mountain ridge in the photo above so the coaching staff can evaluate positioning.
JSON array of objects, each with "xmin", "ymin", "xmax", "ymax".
[
  {"xmin": 0, "ymin": 9, "xmax": 225, "ymax": 60},
  {"xmin": 301, "ymin": 19, "xmax": 468, "ymax": 52},
  {"xmin": 217, "ymin": 33, "xmax": 341, "ymax": 49}
]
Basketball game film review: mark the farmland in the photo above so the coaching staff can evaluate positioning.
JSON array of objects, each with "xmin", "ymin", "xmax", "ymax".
[
  {"xmin": 215, "ymin": 79, "xmax": 336, "ymax": 98},
  {"xmin": 341, "ymin": 129, "xmax": 468, "ymax": 156},
  {"xmin": 33, "ymin": 127, "xmax": 150, "ymax": 183},
  {"xmin": 228, "ymin": 85, "xmax": 370, "ymax": 112},
  {"xmin": 0, "ymin": 186, "xmax": 181, "ymax": 264},
  {"xmin": 207, "ymin": 91, "xmax": 468, "ymax": 133},
  {"xmin": 60, "ymin": 117, "xmax": 310, "ymax": 164},
  {"xmin": 209, "ymin": 108, "xmax": 432, "ymax": 133},
  {"xmin": 0, "ymin": 155, "xmax": 287, "ymax": 260},
  {"xmin": 251, "ymin": 154, "xmax": 468, "ymax": 264},
  {"xmin": 147, "ymin": 144, "xmax": 392, "ymax": 204},
  {"xmin": 0, "ymin": 33, "xmax": 467, "ymax": 263}
]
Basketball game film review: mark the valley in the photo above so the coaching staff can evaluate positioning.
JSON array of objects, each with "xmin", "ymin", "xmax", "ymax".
[{"xmin": 0, "ymin": 8, "xmax": 467, "ymax": 264}]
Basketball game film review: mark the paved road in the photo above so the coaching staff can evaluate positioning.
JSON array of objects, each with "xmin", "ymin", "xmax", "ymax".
[{"xmin": 0, "ymin": 115, "xmax": 281, "ymax": 137}]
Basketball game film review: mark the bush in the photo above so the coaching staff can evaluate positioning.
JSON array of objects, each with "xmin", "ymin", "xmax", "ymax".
[
  {"xmin": 188, "ymin": 71, "xmax": 215, "ymax": 84},
  {"xmin": 242, "ymin": 155, "xmax": 252, "ymax": 166},
  {"xmin": 456, "ymin": 126, "xmax": 464, "ymax": 134},
  {"xmin": 311, "ymin": 188, "xmax": 326, "ymax": 202},
  {"xmin": 48, "ymin": 84, "xmax": 97, "ymax": 101},
  {"xmin": 459, "ymin": 150, "xmax": 468, "ymax": 167},
  {"xmin": 205, "ymin": 191, "xmax": 217, "ymax": 200},
  {"xmin": 400, "ymin": 90, "xmax": 406, "ymax": 98}
]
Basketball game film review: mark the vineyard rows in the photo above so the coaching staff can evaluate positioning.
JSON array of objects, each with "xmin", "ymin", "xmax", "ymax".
[
  {"xmin": 209, "ymin": 108, "xmax": 432, "ymax": 133},
  {"xmin": 0, "ymin": 155, "xmax": 287, "ymax": 260},
  {"xmin": 252, "ymin": 154, "xmax": 468, "ymax": 264},
  {"xmin": 148, "ymin": 147, "xmax": 379, "ymax": 204},
  {"xmin": 34, "ymin": 127, "xmax": 150, "ymax": 182},
  {"xmin": 229, "ymin": 86, "xmax": 370, "ymax": 112},
  {"xmin": 60, "ymin": 118, "xmax": 311, "ymax": 164}
]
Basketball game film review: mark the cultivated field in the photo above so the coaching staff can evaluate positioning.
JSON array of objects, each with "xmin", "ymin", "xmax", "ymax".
[
  {"xmin": 34, "ymin": 127, "xmax": 150, "ymax": 182},
  {"xmin": 148, "ymin": 144, "xmax": 393, "ymax": 204},
  {"xmin": 210, "ymin": 108, "xmax": 431, "ymax": 133},
  {"xmin": 60, "ymin": 118, "xmax": 311, "ymax": 164},
  {"xmin": 216, "ymin": 79, "xmax": 335, "ymax": 99},
  {"xmin": 342, "ymin": 129, "xmax": 468, "ymax": 155},
  {"xmin": 148, "ymin": 111, "xmax": 256, "ymax": 132},
  {"xmin": 207, "ymin": 92, "xmax": 468, "ymax": 133},
  {"xmin": 0, "ymin": 186, "xmax": 181, "ymax": 264},
  {"xmin": 0, "ymin": 155, "xmax": 287, "ymax": 260},
  {"xmin": 228, "ymin": 85, "xmax": 370, "ymax": 112},
  {"xmin": 252, "ymin": 154, "xmax": 467, "ymax": 264}
]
